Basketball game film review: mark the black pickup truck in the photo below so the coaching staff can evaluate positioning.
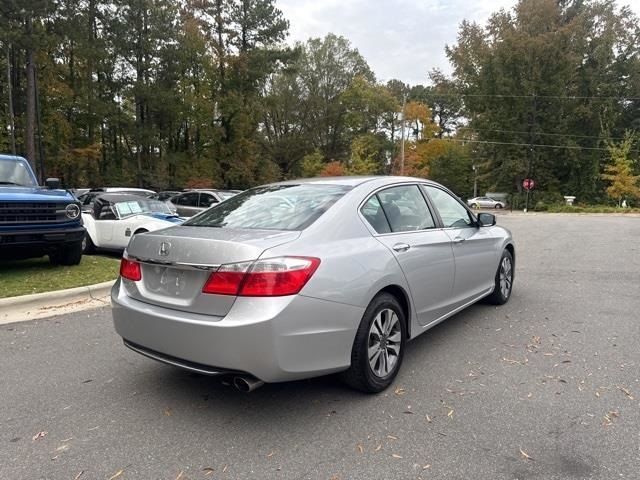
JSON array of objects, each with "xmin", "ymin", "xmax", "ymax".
[{"xmin": 0, "ymin": 154, "xmax": 85, "ymax": 265}]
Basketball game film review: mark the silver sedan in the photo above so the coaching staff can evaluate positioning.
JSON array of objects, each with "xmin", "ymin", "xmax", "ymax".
[
  {"xmin": 467, "ymin": 196, "xmax": 506, "ymax": 209},
  {"xmin": 112, "ymin": 176, "xmax": 515, "ymax": 393}
]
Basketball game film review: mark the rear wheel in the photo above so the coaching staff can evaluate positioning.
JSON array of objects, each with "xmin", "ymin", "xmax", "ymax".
[
  {"xmin": 495, "ymin": 203, "xmax": 503, "ymax": 209},
  {"xmin": 486, "ymin": 249, "xmax": 513, "ymax": 305},
  {"xmin": 49, "ymin": 241, "xmax": 83, "ymax": 266},
  {"xmin": 472, "ymin": 203, "xmax": 480, "ymax": 209},
  {"xmin": 342, "ymin": 293, "xmax": 407, "ymax": 393}
]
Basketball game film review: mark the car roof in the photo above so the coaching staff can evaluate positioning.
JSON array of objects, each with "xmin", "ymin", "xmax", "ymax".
[
  {"xmin": 94, "ymin": 193, "xmax": 152, "ymax": 204},
  {"xmin": 272, "ymin": 176, "xmax": 436, "ymax": 187}
]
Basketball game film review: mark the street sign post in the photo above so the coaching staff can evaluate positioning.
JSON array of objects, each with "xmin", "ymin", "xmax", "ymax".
[{"xmin": 523, "ymin": 178, "xmax": 535, "ymax": 212}]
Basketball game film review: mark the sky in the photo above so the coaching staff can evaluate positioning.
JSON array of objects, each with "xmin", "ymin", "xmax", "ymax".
[{"xmin": 276, "ymin": 0, "xmax": 640, "ymax": 86}]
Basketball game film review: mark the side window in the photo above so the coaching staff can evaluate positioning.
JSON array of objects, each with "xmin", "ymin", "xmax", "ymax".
[
  {"xmin": 361, "ymin": 195, "xmax": 391, "ymax": 234},
  {"xmin": 361, "ymin": 185, "xmax": 435, "ymax": 234},
  {"xmin": 177, "ymin": 193, "xmax": 199, "ymax": 207},
  {"xmin": 98, "ymin": 204, "xmax": 117, "ymax": 220},
  {"xmin": 425, "ymin": 186, "xmax": 474, "ymax": 228},
  {"xmin": 199, "ymin": 193, "xmax": 219, "ymax": 208}
]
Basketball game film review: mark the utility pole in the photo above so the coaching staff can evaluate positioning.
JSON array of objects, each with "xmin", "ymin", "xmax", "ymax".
[
  {"xmin": 525, "ymin": 94, "xmax": 537, "ymax": 213},
  {"xmin": 400, "ymin": 93, "xmax": 406, "ymax": 175},
  {"xmin": 472, "ymin": 164, "xmax": 478, "ymax": 198}
]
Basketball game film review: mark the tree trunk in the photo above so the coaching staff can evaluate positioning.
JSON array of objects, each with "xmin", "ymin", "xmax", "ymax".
[
  {"xmin": 25, "ymin": 17, "xmax": 37, "ymax": 176},
  {"xmin": 6, "ymin": 45, "xmax": 16, "ymax": 154}
]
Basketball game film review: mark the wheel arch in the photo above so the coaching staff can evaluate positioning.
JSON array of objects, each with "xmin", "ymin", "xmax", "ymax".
[{"xmin": 375, "ymin": 284, "xmax": 413, "ymax": 339}]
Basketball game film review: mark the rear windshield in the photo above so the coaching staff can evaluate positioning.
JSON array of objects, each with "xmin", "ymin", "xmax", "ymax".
[{"xmin": 184, "ymin": 184, "xmax": 351, "ymax": 230}]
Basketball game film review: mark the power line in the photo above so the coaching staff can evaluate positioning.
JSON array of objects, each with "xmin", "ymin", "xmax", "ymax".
[
  {"xmin": 447, "ymin": 137, "xmax": 639, "ymax": 153},
  {"xmin": 420, "ymin": 92, "xmax": 640, "ymax": 101},
  {"xmin": 457, "ymin": 126, "xmax": 629, "ymax": 141}
]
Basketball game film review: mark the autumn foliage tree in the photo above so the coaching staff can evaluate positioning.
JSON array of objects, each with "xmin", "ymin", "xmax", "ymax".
[{"xmin": 601, "ymin": 132, "xmax": 640, "ymax": 205}]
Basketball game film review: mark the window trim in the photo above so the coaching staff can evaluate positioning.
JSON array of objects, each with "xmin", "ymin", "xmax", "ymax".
[
  {"xmin": 421, "ymin": 184, "xmax": 478, "ymax": 230},
  {"xmin": 358, "ymin": 182, "xmax": 440, "ymax": 236}
]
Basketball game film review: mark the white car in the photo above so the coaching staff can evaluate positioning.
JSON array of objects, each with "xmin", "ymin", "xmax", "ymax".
[
  {"xmin": 82, "ymin": 194, "xmax": 184, "ymax": 252},
  {"xmin": 467, "ymin": 196, "xmax": 506, "ymax": 209}
]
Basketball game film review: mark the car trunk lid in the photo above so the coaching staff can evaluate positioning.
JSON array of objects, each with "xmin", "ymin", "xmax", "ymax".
[{"xmin": 122, "ymin": 226, "xmax": 300, "ymax": 316}]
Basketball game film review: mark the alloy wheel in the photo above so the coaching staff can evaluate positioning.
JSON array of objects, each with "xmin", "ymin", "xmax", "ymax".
[
  {"xmin": 367, "ymin": 308, "xmax": 402, "ymax": 378},
  {"xmin": 499, "ymin": 256, "xmax": 513, "ymax": 298}
]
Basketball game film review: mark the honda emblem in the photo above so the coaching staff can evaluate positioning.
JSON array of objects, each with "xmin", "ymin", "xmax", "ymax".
[{"xmin": 159, "ymin": 241, "xmax": 171, "ymax": 256}]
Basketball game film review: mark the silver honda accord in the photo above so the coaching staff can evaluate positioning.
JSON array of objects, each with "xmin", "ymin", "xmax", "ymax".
[{"xmin": 111, "ymin": 176, "xmax": 515, "ymax": 392}]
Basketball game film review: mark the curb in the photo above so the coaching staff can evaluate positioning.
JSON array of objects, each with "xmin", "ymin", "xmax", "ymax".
[{"xmin": 0, "ymin": 280, "xmax": 115, "ymax": 325}]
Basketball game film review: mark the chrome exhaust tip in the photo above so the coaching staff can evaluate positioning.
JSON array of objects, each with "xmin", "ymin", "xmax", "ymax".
[{"xmin": 233, "ymin": 375, "xmax": 265, "ymax": 393}]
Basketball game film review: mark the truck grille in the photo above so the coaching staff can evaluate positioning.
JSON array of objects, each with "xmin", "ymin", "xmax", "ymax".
[{"xmin": 0, "ymin": 202, "xmax": 64, "ymax": 224}]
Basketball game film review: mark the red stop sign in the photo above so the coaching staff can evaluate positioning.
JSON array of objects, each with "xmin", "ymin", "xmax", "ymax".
[{"xmin": 523, "ymin": 178, "xmax": 535, "ymax": 191}]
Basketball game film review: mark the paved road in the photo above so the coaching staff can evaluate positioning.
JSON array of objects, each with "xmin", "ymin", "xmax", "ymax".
[{"xmin": 2, "ymin": 215, "xmax": 639, "ymax": 480}]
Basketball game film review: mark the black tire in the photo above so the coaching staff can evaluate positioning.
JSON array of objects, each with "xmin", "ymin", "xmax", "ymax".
[
  {"xmin": 486, "ymin": 249, "xmax": 514, "ymax": 305},
  {"xmin": 496, "ymin": 204, "xmax": 503, "ymax": 209},
  {"xmin": 472, "ymin": 203, "xmax": 480, "ymax": 209},
  {"xmin": 341, "ymin": 293, "xmax": 407, "ymax": 393},
  {"xmin": 49, "ymin": 241, "xmax": 83, "ymax": 266},
  {"xmin": 82, "ymin": 233, "xmax": 96, "ymax": 254}
]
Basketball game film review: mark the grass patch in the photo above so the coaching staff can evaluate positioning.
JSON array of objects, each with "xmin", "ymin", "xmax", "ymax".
[
  {"xmin": 540, "ymin": 204, "xmax": 640, "ymax": 214},
  {"xmin": 0, "ymin": 255, "xmax": 120, "ymax": 299}
]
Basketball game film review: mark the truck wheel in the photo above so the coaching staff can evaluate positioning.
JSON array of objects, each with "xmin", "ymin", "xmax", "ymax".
[
  {"xmin": 82, "ymin": 233, "xmax": 96, "ymax": 254},
  {"xmin": 49, "ymin": 241, "xmax": 83, "ymax": 266}
]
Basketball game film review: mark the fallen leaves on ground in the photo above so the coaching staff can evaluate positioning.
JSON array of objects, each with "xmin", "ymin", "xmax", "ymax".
[
  {"xmin": 73, "ymin": 472, "xmax": 84, "ymax": 480},
  {"xmin": 266, "ymin": 451, "xmax": 275, "ymax": 458},
  {"xmin": 32, "ymin": 431, "xmax": 47, "ymax": 441},
  {"xmin": 164, "ymin": 407, "xmax": 173, "ymax": 416},
  {"xmin": 175, "ymin": 471, "xmax": 184, "ymax": 480},
  {"xmin": 356, "ymin": 444, "xmax": 364, "ymax": 453},
  {"xmin": 519, "ymin": 448, "xmax": 534, "ymax": 461},
  {"xmin": 108, "ymin": 470, "xmax": 124, "ymax": 480},
  {"xmin": 617, "ymin": 386, "xmax": 634, "ymax": 400},
  {"xmin": 394, "ymin": 387, "xmax": 406, "ymax": 396},
  {"xmin": 202, "ymin": 467, "xmax": 215, "ymax": 476},
  {"xmin": 391, "ymin": 453, "xmax": 403, "ymax": 459},
  {"xmin": 603, "ymin": 410, "xmax": 619, "ymax": 426}
]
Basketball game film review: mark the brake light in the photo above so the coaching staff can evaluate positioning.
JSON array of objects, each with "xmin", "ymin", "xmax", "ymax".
[
  {"xmin": 202, "ymin": 261, "xmax": 252, "ymax": 295},
  {"xmin": 202, "ymin": 257, "xmax": 320, "ymax": 297},
  {"xmin": 120, "ymin": 258, "xmax": 142, "ymax": 281}
]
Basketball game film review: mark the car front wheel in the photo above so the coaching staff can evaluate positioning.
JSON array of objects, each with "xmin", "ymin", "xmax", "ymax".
[
  {"xmin": 49, "ymin": 241, "xmax": 83, "ymax": 266},
  {"xmin": 342, "ymin": 293, "xmax": 407, "ymax": 393},
  {"xmin": 486, "ymin": 249, "xmax": 514, "ymax": 305}
]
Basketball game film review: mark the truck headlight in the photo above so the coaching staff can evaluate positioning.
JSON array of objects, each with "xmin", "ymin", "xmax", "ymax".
[{"xmin": 65, "ymin": 203, "xmax": 81, "ymax": 219}]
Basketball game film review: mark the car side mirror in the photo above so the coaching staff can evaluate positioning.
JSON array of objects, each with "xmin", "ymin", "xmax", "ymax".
[
  {"xmin": 477, "ymin": 212, "xmax": 496, "ymax": 227},
  {"xmin": 45, "ymin": 177, "xmax": 60, "ymax": 189}
]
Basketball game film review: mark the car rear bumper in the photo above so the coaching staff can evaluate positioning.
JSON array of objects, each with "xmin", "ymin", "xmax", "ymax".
[{"xmin": 111, "ymin": 279, "xmax": 364, "ymax": 383}]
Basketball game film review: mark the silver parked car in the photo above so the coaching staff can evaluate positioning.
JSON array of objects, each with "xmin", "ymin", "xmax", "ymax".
[
  {"xmin": 169, "ymin": 190, "xmax": 239, "ymax": 217},
  {"xmin": 467, "ymin": 196, "xmax": 506, "ymax": 209},
  {"xmin": 112, "ymin": 177, "xmax": 515, "ymax": 393}
]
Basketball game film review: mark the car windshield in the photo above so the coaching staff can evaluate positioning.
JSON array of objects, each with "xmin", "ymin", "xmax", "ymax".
[
  {"xmin": 184, "ymin": 184, "xmax": 351, "ymax": 230},
  {"xmin": 113, "ymin": 199, "xmax": 175, "ymax": 218},
  {"xmin": 0, "ymin": 158, "xmax": 37, "ymax": 187}
]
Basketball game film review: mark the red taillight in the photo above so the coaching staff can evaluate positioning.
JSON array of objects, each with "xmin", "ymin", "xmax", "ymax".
[
  {"xmin": 120, "ymin": 258, "xmax": 142, "ymax": 281},
  {"xmin": 202, "ymin": 257, "xmax": 320, "ymax": 297}
]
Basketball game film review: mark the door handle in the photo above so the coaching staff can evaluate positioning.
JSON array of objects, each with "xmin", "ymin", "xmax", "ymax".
[
  {"xmin": 452, "ymin": 236, "xmax": 466, "ymax": 244},
  {"xmin": 392, "ymin": 243, "xmax": 411, "ymax": 252}
]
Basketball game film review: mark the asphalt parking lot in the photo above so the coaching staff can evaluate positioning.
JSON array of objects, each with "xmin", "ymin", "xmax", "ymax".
[{"xmin": 1, "ymin": 214, "xmax": 639, "ymax": 480}]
